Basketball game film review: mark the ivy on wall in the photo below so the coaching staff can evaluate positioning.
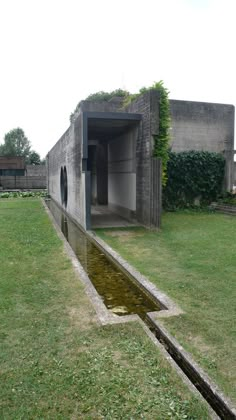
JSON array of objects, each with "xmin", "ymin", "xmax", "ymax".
[
  {"xmin": 151, "ymin": 82, "xmax": 170, "ymax": 186},
  {"xmin": 123, "ymin": 82, "xmax": 170, "ymax": 185},
  {"xmin": 163, "ymin": 150, "xmax": 225, "ymax": 210}
]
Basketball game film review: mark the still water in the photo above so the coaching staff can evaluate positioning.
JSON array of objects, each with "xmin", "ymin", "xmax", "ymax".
[{"xmin": 47, "ymin": 200, "xmax": 161, "ymax": 318}]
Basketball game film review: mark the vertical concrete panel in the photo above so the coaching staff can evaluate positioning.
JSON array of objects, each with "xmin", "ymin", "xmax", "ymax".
[
  {"xmin": 108, "ymin": 127, "xmax": 137, "ymax": 218},
  {"xmin": 108, "ymin": 174, "xmax": 136, "ymax": 211},
  {"xmin": 96, "ymin": 142, "xmax": 108, "ymax": 204},
  {"xmin": 234, "ymin": 162, "xmax": 236, "ymax": 185},
  {"xmin": 126, "ymin": 90, "xmax": 161, "ymax": 226},
  {"xmin": 150, "ymin": 158, "xmax": 162, "ymax": 228}
]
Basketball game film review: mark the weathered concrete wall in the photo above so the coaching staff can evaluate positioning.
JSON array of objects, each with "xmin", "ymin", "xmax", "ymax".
[
  {"xmin": 47, "ymin": 113, "xmax": 87, "ymax": 229},
  {"xmin": 79, "ymin": 98, "xmax": 124, "ymax": 116},
  {"xmin": 170, "ymin": 99, "xmax": 235, "ymax": 190},
  {"xmin": 47, "ymin": 93, "xmax": 162, "ymax": 229},
  {"xmin": 170, "ymin": 100, "xmax": 234, "ymax": 152},
  {"xmin": 126, "ymin": 90, "xmax": 160, "ymax": 226},
  {"xmin": 108, "ymin": 128, "xmax": 137, "ymax": 218},
  {"xmin": 47, "ymin": 100, "xmax": 126, "ymax": 230}
]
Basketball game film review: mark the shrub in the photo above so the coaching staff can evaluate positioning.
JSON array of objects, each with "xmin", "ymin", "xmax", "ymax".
[
  {"xmin": 0, "ymin": 191, "xmax": 47, "ymax": 199},
  {"xmin": 163, "ymin": 151, "xmax": 225, "ymax": 210},
  {"xmin": 0, "ymin": 193, "xmax": 10, "ymax": 198}
]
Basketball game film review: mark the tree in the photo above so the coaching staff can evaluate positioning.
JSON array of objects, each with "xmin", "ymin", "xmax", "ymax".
[
  {"xmin": 0, "ymin": 128, "xmax": 42, "ymax": 164},
  {"xmin": 0, "ymin": 128, "xmax": 31, "ymax": 161},
  {"xmin": 28, "ymin": 151, "xmax": 41, "ymax": 165}
]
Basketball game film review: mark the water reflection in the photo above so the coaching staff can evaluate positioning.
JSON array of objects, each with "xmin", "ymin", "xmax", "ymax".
[
  {"xmin": 61, "ymin": 214, "xmax": 68, "ymax": 240},
  {"xmin": 47, "ymin": 200, "xmax": 161, "ymax": 318}
]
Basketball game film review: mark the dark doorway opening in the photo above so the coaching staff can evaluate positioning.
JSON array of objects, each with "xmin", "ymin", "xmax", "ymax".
[{"xmin": 88, "ymin": 143, "xmax": 108, "ymax": 205}]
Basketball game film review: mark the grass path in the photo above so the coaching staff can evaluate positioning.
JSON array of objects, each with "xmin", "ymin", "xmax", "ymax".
[
  {"xmin": 96, "ymin": 211, "xmax": 236, "ymax": 405},
  {"xmin": 0, "ymin": 200, "xmax": 209, "ymax": 419}
]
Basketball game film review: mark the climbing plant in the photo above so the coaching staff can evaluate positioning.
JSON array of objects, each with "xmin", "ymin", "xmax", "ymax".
[
  {"xmin": 123, "ymin": 82, "xmax": 170, "ymax": 185},
  {"xmin": 150, "ymin": 82, "xmax": 170, "ymax": 186},
  {"xmin": 163, "ymin": 150, "xmax": 225, "ymax": 210}
]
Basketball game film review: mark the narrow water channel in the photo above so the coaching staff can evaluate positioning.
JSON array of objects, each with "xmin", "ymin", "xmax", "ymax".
[
  {"xmin": 46, "ymin": 200, "xmax": 161, "ymax": 318},
  {"xmin": 46, "ymin": 200, "xmax": 235, "ymax": 418}
]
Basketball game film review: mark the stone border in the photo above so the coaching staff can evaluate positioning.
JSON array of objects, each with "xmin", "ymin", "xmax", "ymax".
[{"xmin": 147, "ymin": 313, "xmax": 236, "ymax": 419}]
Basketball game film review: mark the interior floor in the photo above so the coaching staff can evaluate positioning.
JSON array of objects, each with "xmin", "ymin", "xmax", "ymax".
[{"xmin": 91, "ymin": 205, "xmax": 138, "ymax": 229}]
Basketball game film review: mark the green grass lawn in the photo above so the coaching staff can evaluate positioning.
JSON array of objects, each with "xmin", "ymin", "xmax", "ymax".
[
  {"xmin": 96, "ymin": 211, "xmax": 236, "ymax": 405},
  {"xmin": 0, "ymin": 199, "xmax": 209, "ymax": 419}
]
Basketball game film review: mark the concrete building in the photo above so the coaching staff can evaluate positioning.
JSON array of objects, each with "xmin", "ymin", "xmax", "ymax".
[
  {"xmin": 47, "ymin": 91, "xmax": 162, "ymax": 230},
  {"xmin": 47, "ymin": 91, "xmax": 234, "ymax": 231}
]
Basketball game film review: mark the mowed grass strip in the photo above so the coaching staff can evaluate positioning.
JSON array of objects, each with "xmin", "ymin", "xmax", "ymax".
[
  {"xmin": 0, "ymin": 199, "xmax": 209, "ymax": 419},
  {"xmin": 96, "ymin": 211, "xmax": 236, "ymax": 404}
]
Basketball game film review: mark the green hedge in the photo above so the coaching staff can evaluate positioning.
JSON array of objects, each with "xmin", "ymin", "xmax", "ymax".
[
  {"xmin": 0, "ymin": 191, "xmax": 47, "ymax": 199},
  {"xmin": 163, "ymin": 151, "xmax": 225, "ymax": 210}
]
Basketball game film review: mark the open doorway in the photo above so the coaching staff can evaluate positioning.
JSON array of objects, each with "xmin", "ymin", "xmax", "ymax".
[{"xmin": 85, "ymin": 113, "xmax": 141, "ymax": 228}]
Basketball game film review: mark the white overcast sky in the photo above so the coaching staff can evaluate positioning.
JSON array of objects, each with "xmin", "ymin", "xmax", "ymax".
[{"xmin": 0, "ymin": 0, "xmax": 235, "ymax": 158}]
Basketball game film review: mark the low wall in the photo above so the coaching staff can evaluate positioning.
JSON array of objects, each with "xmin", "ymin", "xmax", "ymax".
[{"xmin": 0, "ymin": 176, "xmax": 46, "ymax": 189}]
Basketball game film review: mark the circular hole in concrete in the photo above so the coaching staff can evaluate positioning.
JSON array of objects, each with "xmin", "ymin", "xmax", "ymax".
[
  {"xmin": 63, "ymin": 166, "xmax": 68, "ymax": 207},
  {"xmin": 60, "ymin": 167, "xmax": 64, "ymax": 205}
]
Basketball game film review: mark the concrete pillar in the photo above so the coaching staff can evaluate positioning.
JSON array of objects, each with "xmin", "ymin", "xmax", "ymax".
[
  {"xmin": 150, "ymin": 158, "xmax": 162, "ymax": 228},
  {"xmin": 223, "ymin": 150, "xmax": 234, "ymax": 191},
  {"xmin": 96, "ymin": 142, "xmax": 108, "ymax": 204}
]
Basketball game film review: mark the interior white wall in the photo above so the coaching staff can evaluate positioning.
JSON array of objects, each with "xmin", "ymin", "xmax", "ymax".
[
  {"xmin": 108, "ymin": 173, "xmax": 136, "ymax": 210},
  {"xmin": 108, "ymin": 130, "xmax": 136, "ymax": 212}
]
